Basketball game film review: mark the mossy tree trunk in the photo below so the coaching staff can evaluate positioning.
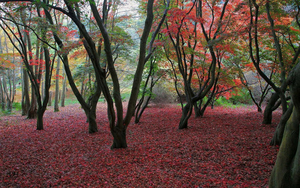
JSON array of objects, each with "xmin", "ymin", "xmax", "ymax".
[{"xmin": 269, "ymin": 63, "xmax": 300, "ymax": 187}]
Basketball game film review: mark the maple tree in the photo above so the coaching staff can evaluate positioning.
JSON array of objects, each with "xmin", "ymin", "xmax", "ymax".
[
  {"xmin": 161, "ymin": 0, "xmax": 245, "ymax": 128},
  {"xmin": 246, "ymin": 0, "xmax": 300, "ymax": 147},
  {"xmin": 0, "ymin": 2, "xmax": 56, "ymax": 130},
  {"xmin": 8, "ymin": 0, "xmax": 169, "ymax": 148}
]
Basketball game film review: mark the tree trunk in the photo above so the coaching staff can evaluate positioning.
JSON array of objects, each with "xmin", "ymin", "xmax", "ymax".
[
  {"xmin": 36, "ymin": 107, "xmax": 44, "ymax": 130},
  {"xmin": 111, "ymin": 126, "xmax": 127, "ymax": 149},
  {"xmin": 1, "ymin": 75, "xmax": 9, "ymax": 112},
  {"xmin": 86, "ymin": 108, "xmax": 98, "ymax": 133},
  {"xmin": 25, "ymin": 30, "xmax": 37, "ymax": 119},
  {"xmin": 27, "ymin": 87, "xmax": 37, "ymax": 119},
  {"xmin": 135, "ymin": 95, "xmax": 151, "ymax": 124},
  {"xmin": 200, "ymin": 94, "xmax": 214, "ymax": 117},
  {"xmin": 21, "ymin": 68, "xmax": 30, "ymax": 115},
  {"xmin": 6, "ymin": 100, "xmax": 12, "ymax": 113},
  {"xmin": 270, "ymin": 101, "xmax": 293, "ymax": 146},
  {"xmin": 61, "ymin": 70, "xmax": 67, "ymax": 107},
  {"xmin": 179, "ymin": 103, "xmax": 192, "ymax": 129},
  {"xmin": 263, "ymin": 93, "xmax": 279, "ymax": 124},
  {"xmin": 269, "ymin": 109, "xmax": 300, "ymax": 187},
  {"xmin": 269, "ymin": 64, "xmax": 300, "ymax": 187},
  {"xmin": 54, "ymin": 58, "xmax": 61, "ymax": 112},
  {"xmin": 194, "ymin": 102, "xmax": 201, "ymax": 117},
  {"xmin": 0, "ymin": 78, "xmax": 5, "ymax": 111},
  {"xmin": 0, "ymin": 35, "xmax": 6, "ymax": 111},
  {"xmin": 48, "ymin": 91, "xmax": 52, "ymax": 106}
]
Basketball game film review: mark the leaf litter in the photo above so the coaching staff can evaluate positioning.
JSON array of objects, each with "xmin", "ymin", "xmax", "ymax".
[{"xmin": 0, "ymin": 104, "xmax": 280, "ymax": 187}]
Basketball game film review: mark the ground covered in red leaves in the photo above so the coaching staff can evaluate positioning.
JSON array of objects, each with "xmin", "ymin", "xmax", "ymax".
[{"xmin": 0, "ymin": 103, "xmax": 280, "ymax": 187}]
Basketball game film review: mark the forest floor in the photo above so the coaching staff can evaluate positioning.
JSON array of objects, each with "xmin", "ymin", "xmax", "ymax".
[{"xmin": 0, "ymin": 103, "xmax": 281, "ymax": 187}]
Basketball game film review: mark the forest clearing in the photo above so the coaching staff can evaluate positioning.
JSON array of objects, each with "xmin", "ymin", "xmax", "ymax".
[
  {"xmin": 1, "ymin": 0, "xmax": 299, "ymax": 186},
  {"xmin": 0, "ymin": 104, "xmax": 280, "ymax": 187}
]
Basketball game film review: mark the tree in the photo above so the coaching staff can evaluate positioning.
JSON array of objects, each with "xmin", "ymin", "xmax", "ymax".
[
  {"xmin": 246, "ymin": 0, "xmax": 300, "ymax": 146},
  {"xmin": 0, "ymin": 3, "xmax": 55, "ymax": 130},
  {"xmin": 248, "ymin": 0, "xmax": 300, "ymax": 128},
  {"xmin": 162, "ymin": 0, "xmax": 237, "ymax": 129},
  {"xmin": 20, "ymin": 7, "xmax": 38, "ymax": 119},
  {"xmin": 134, "ymin": 53, "xmax": 163, "ymax": 124},
  {"xmin": 14, "ymin": 0, "xmax": 169, "ymax": 148}
]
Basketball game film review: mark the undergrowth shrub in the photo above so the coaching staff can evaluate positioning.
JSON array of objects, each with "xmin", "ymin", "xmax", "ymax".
[{"xmin": 229, "ymin": 88, "xmax": 252, "ymax": 105}]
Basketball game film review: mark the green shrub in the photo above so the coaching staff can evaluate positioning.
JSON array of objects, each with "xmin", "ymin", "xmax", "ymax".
[
  {"xmin": 213, "ymin": 88, "xmax": 252, "ymax": 108},
  {"xmin": 13, "ymin": 102, "xmax": 22, "ymax": 111},
  {"xmin": 229, "ymin": 88, "xmax": 252, "ymax": 105}
]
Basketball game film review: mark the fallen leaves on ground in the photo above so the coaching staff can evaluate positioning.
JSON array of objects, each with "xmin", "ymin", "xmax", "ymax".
[{"xmin": 0, "ymin": 104, "xmax": 280, "ymax": 187}]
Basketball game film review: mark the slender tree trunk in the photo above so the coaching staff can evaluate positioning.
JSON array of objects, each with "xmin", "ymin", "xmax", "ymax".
[
  {"xmin": 22, "ymin": 67, "xmax": 30, "ymax": 116},
  {"xmin": 2, "ymin": 75, "xmax": 9, "ymax": 112},
  {"xmin": 135, "ymin": 95, "xmax": 151, "ymax": 123},
  {"xmin": 35, "ymin": 41, "xmax": 52, "ymax": 130},
  {"xmin": 48, "ymin": 91, "xmax": 52, "ymax": 106},
  {"xmin": 0, "ymin": 77, "xmax": 5, "ymax": 111},
  {"xmin": 134, "ymin": 64, "xmax": 158, "ymax": 124},
  {"xmin": 26, "ymin": 28, "xmax": 37, "ymax": 119},
  {"xmin": 61, "ymin": 70, "xmax": 66, "ymax": 107},
  {"xmin": 27, "ymin": 83, "xmax": 37, "ymax": 118},
  {"xmin": 41, "ymin": 75, "xmax": 44, "ymax": 100},
  {"xmin": 54, "ymin": 58, "xmax": 61, "ymax": 112},
  {"xmin": 5, "ymin": 69, "xmax": 14, "ymax": 113},
  {"xmin": 0, "ymin": 35, "xmax": 5, "ymax": 111}
]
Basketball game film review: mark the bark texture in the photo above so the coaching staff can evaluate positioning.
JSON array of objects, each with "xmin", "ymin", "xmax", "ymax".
[{"xmin": 269, "ymin": 64, "xmax": 300, "ymax": 187}]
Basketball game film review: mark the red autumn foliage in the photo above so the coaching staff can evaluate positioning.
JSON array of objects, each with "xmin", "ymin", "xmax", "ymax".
[{"xmin": 0, "ymin": 104, "xmax": 280, "ymax": 187}]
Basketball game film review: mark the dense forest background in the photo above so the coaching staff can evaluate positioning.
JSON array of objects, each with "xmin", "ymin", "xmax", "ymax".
[{"xmin": 1, "ymin": 0, "xmax": 300, "ymax": 187}]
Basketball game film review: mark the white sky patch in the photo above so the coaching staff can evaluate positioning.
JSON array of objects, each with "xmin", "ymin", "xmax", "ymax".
[{"xmin": 117, "ymin": 0, "xmax": 140, "ymax": 17}]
